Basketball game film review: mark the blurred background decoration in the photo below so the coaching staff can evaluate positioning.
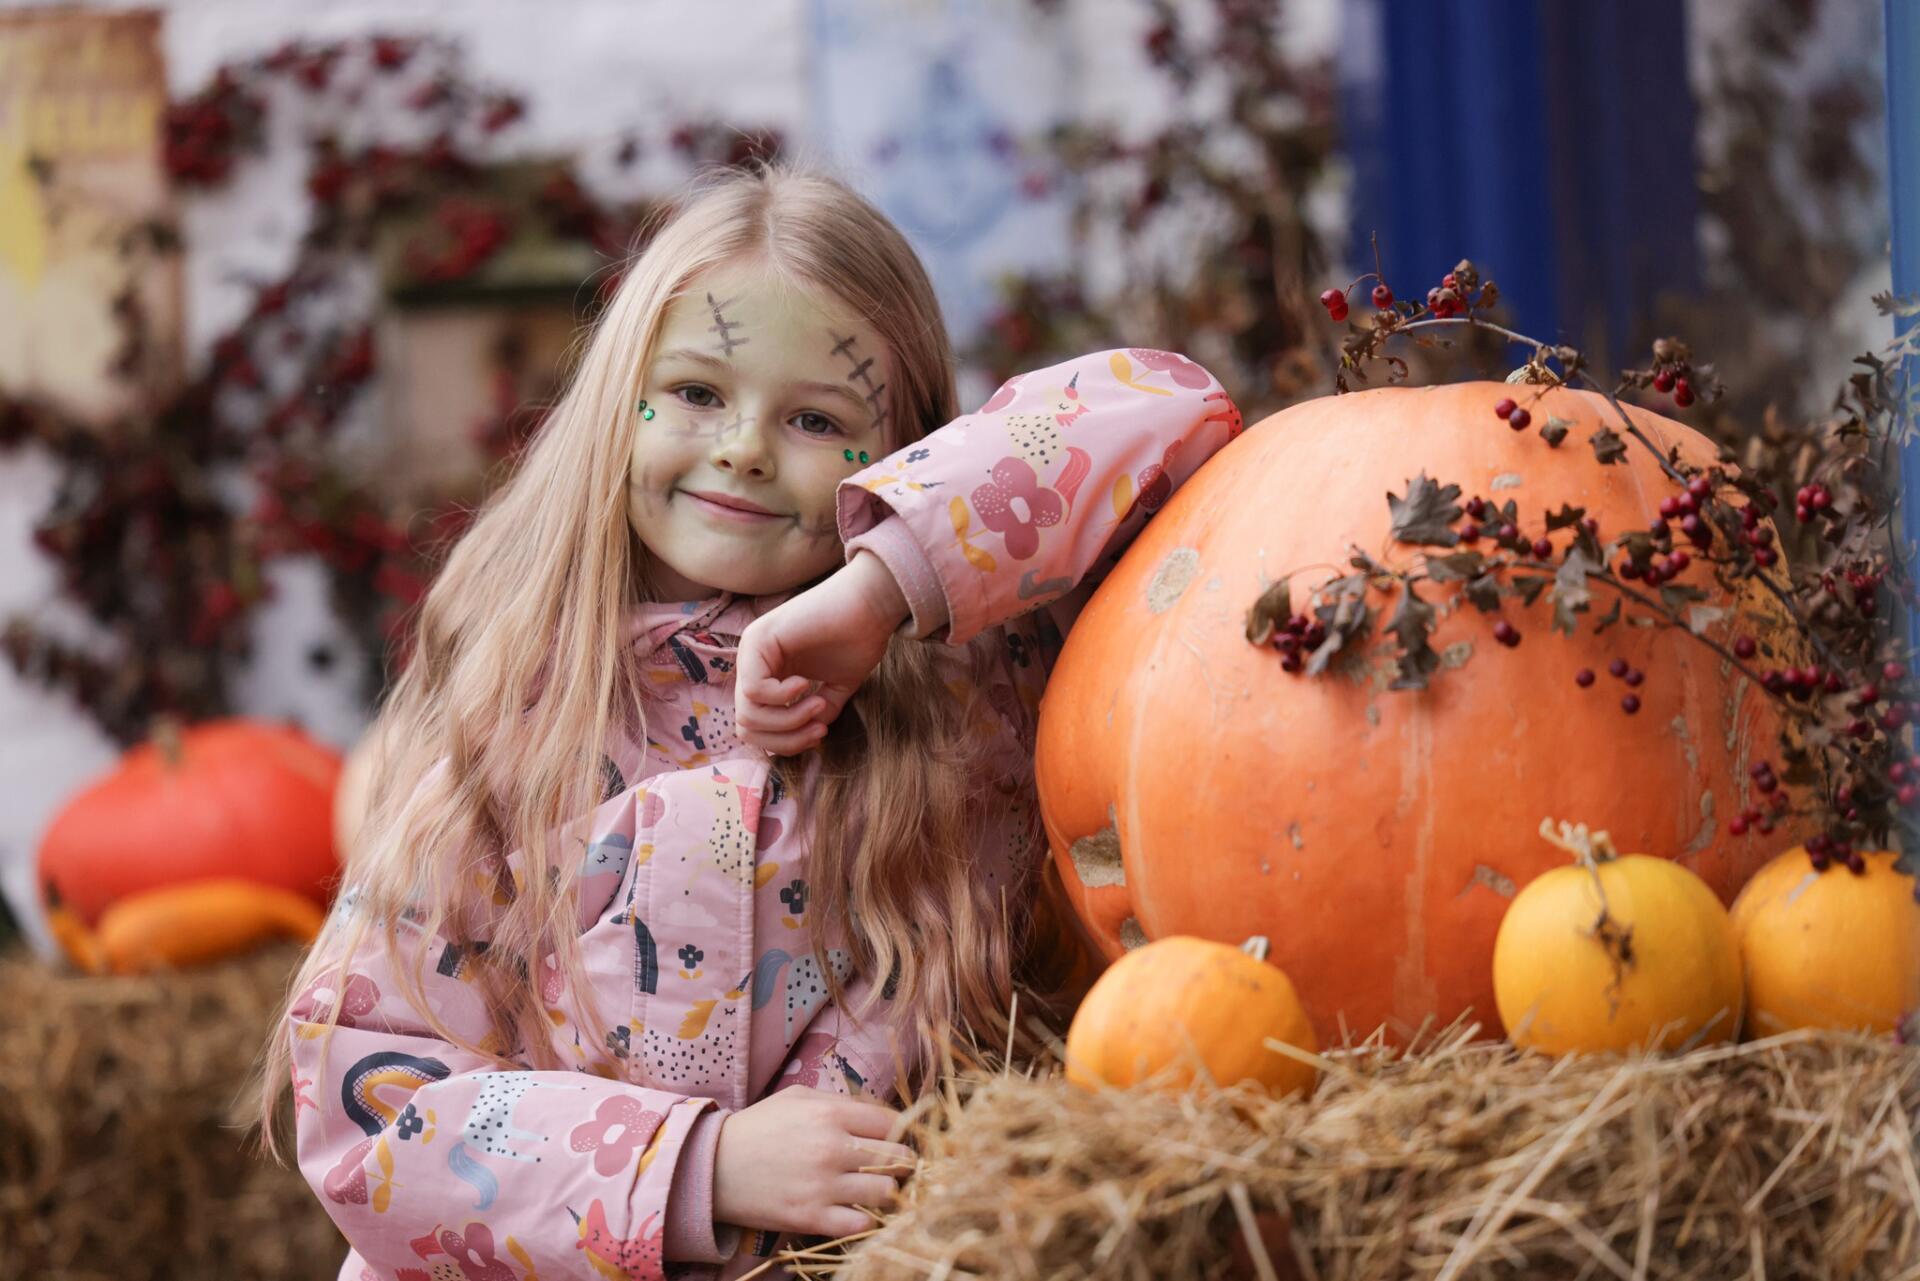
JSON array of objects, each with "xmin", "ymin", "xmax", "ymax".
[{"xmin": 0, "ymin": 0, "xmax": 1897, "ymax": 1275}]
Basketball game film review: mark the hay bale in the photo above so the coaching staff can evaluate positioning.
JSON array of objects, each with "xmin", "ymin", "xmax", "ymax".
[
  {"xmin": 819, "ymin": 1025, "xmax": 1920, "ymax": 1280},
  {"xmin": 0, "ymin": 944, "xmax": 345, "ymax": 1281}
]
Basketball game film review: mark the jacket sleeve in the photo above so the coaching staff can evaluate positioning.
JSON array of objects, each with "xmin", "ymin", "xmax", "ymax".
[
  {"xmin": 838, "ymin": 348, "xmax": 1242, "ymax": 647},
  {"xmin": 288, "ymin": 915, "xmax": 740, "ymax": 1277}
]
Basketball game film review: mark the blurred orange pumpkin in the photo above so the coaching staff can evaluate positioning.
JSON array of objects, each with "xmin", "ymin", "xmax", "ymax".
[{"xmin": 38, "ymin": 717, "xmax": 343, "ymax": 927}]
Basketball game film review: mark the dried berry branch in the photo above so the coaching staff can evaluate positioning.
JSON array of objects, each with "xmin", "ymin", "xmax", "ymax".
[{"xmin": 1259, "ymin": 252, "xmax": 1920, "ymax": 886}]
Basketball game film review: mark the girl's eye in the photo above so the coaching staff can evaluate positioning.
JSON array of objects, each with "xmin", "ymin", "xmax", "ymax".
[
  {"xmin": 675, "ymin": 385, "xmax": 719, "ymax": 408},
  {"xmin": 792, "ymin": 411, "xmax": 841, "ymax": 438}
]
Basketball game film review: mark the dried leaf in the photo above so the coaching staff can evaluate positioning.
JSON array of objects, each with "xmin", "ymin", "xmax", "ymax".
[
  {"xmin": 1659, "ymin": 583, "xmax": 1710, "ymax": 612},
  {"xmin": 1387, "ymin": 473, "xmax": 1464, "ymax": 547},
  {"xmin": 1245, "ymin": 578, "xmax": 1291, "ymax": 646},
  {"xmin": 1592, "ymin": 596, "xmax": 1623, "ymax": 634},
  {"xmin": 1387, "ymin": 580, "xmax": 1440, "ymax": 691},
  {"xmin": 1464, "ymin": 573, "xmax": 1503, "ymax": 613},
  {"xmin": 1541, "ymin": 415, "xmax": 1573, "ymax": 447},
  {"xmin": 1424, "ymin": 550, "xmax": 1486, "ymax": 583},
  {"xmin": 1589, "ymin": 426, "xmax": 1628, "ymax": 464},
  {"xmin": 1306, "ymin": 574, "xmax": 1374, "ymax": 677},
  {"xmin": 1688, "ymin": 603, "xmax": 1728, "ymax": 635},
  {"xmin": 1544, "ymin": 503, "xmax": 1587, "ymax": 532},
  {"xmin": 1550, "ymin": 545, "xmax": 1601, "ymax": 635},
  {"xmin": 1512, "ymin": 575, "xmax": 1551, "ymax": 606},
  {"xmin": 1873, "ymin": 290, "xmax": 1920, "ymax": 318}
]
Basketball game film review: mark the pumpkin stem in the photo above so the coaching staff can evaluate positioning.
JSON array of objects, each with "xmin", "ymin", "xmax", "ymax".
[
  {"xmin": 1537, "ymin": 817, "xmax": 1618, "ymax": 866},
  {"xmin": 151, "ymin": 714, "xmax": 185, "ymax": 768},
  {"xmin": 1241, "ymin": 936, "xmax": 1271, "ymax": 962}
]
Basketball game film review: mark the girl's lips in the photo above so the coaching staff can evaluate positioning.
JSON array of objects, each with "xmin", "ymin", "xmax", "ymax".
[{"xmin": 683, "ymin": 491, "xmax": 783, "ymax": 523}]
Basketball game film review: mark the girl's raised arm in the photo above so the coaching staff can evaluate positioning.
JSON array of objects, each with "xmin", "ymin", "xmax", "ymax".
[{"xmin": 835, "ymin": 348, "xmax": 1242, "ymax": 647}]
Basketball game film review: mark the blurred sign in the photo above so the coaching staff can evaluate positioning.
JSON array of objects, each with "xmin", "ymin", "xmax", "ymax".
[
  {"xmin": 0, "ymin": 8, "xmax": 183, "ymax": 426},
  {"xmin": 807, "ymin": 0, "xmax": 1072, "ymax": 345}
]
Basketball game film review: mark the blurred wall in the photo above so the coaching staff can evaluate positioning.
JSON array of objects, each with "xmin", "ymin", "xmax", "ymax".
[{"xmin": 0, "ymin": 0, "xmax": 1337, "ymax": 952}]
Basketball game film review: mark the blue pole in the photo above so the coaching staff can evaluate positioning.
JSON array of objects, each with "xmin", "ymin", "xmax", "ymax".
[{"xmin": 1891, "ymin": 0, "xmax": 1920, "ymax": 652}]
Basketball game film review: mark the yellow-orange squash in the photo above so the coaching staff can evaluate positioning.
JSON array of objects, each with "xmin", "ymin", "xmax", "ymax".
[
  {"xmin": 92, "ymin": 877, "xmax": 327, "ymax": 974},
  {"xmin": 1730, "ymin": 847, "xmax": 1920, "ymax": 1036},
  {"xmin": 1065, "ymin": 935, "xmax": 1318, "ymax": 1096},
  {"xmin": 1036, "ymin": 383, "xmax": 1800, "ymax": 1045},
  {"xmin": 1493, "ymin": 822, "xmax": 1743, "ymax": 1055}
]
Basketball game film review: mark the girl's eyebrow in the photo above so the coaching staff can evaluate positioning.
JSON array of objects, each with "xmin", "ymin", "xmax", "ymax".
[{"xmin": 656, "ymin": 347, "xmax": 731, "ymax": 371}]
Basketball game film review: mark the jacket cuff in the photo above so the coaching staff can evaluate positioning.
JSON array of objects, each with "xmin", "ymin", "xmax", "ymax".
[
  {"xmin": 663, "ymin": 1106, "xmax": 741, "ymax": 1263},
  {"xmin": 845, "ymin": 515, "xmax": 952, "ymax": 641}
]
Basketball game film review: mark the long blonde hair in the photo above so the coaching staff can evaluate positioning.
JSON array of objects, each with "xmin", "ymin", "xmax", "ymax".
[{"xmin": 252, "ymin": 162, "xmax": 1035, "ymax": 1157}]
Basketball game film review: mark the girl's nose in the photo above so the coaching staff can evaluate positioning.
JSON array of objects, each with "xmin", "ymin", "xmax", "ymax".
[{"xmin": 710, "ymin": 412, "xmax": 773, "ymax": 476}]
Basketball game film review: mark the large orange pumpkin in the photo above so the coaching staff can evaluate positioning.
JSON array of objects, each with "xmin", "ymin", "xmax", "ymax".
[
  {"xmin": 38, "ymin": 718, "xmax": 343, "ymax": 926},
  {"xmin": 1036, "ymin": 383, "xmax": 1801, "ymax": 1045}
]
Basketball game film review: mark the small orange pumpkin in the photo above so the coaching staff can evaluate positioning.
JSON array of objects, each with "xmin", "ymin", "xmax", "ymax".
[
  {"xmin": 92, "ymin": 877, "xmax": 327, "ymax": 974},
  {"xmin": 1065, "ymin": 934, "xmax": 1318, "ymax": 1096},
  {"xmin": 1493, "ymin": 820, "xmax": 1743, "ymax": 1056},
  {"xmin": 38, "ymin": 717, "xmax": 342, "ymax": 926},
  {"xmin": 1730, "ymin": 847, "xmax": 1920, "ymax": 1037}
]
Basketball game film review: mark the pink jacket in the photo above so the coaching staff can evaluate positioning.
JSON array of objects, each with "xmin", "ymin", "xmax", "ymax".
[{"xmin": 288, "ymin": 348, "xmax": 1242, "ymax": 1281}]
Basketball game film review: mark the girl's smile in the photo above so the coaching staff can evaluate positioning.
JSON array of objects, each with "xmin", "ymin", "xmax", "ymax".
[{"xmin": 681, "ymin": 489, "xmax": 786, "ymax": 522}]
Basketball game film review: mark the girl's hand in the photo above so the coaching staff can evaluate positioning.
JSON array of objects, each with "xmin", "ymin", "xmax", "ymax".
[
  {"xmin": 711, "ymin": 1086, "xmax": 916, "ymax": 1238},
  {"xmin": 735, "ymin": 552, "xmax": 910, "ymax": 756}
]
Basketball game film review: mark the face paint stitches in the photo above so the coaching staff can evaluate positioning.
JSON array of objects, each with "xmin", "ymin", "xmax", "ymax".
[
  {"xmin": 707, "ymin": 293, "xmax": 749, "ymax": 358},
  {"xmin": 831, "ymin": 332, "xmax": 890, "ymax": 436}
]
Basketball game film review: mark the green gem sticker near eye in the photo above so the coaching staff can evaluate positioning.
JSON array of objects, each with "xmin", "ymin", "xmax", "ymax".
[
  {"xmin": 637, "ymin": 399, "xmax": 655, "ymax": 421},
  {"xmin": 843, "ymin": 449, "xmax": 871, "ymax": 464}
]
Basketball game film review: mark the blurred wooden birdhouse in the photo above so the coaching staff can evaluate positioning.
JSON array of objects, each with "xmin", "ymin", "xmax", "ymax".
[{"xmin": 370, "ymin": 159, "xmax": 619, "ymax": 507}]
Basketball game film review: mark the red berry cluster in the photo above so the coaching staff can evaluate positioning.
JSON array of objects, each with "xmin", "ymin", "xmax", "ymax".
[
  {"xmin": 1794, "ymin": 482, "xmax": 1834, "ymax": 524},
  {"xmin": 1804, "ymin": 832, "xmax": 1867, "ymax": 874},
  {"xmin": 1646, "ymin": 338, "xmax": 1700, "ymax": 408},
  {"xmin": 1492, "ymin": 397, "xmax": 1531, "ymax": 432},
  {"xmin": 1425, "ymin": 268, "xmax": 1475, "ymax": 318},
  {"xmin": 1735, "ymin": 502, "xmax": 1780, "ymax": 568},
  {"xmin": 1264, "ymin": 610, "xmax": 1329, "ymax": 673},
  {"xmin": 1575, "ymin": 657, "xmax": 1648, "ymax": 715}
]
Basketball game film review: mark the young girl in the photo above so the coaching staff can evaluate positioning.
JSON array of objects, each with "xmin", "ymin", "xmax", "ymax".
[{"xmin": 258, "ymin": 162, "xmax": 1242, "ymax": 1281}]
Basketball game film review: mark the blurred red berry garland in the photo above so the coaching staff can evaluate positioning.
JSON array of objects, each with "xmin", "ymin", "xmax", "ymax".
[{"xmin": 1, "ymin": 33, "xmax": 783, "ymax": 746}]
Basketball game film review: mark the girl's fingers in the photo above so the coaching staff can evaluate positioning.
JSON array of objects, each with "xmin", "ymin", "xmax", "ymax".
[
  {"xmin": 740, "ymin": 696, "xmax": 825, "ymax": 734},
  {"xmin": 755, "ymin": 674, "xmax": 810, "ymax": 706},
  {"xmin": 816, "ymin": 1205, "xmax": 878, "ymax": 1240},
  {"xmin": 759, "ymin": 723, "xmax": 828, "ymax": 757},
  {"xmin": 850, "ymin": 1139, "xmax": 917, "ymax": 1177},
  {"xmin": 837, "ymin": 1172, "xmax": 903, "ymax": 1209}
]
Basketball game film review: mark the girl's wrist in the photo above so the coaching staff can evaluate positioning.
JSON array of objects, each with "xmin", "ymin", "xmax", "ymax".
[{"xmin": 847, "ymin": 549, "xmax": 912, "ymax": 633}]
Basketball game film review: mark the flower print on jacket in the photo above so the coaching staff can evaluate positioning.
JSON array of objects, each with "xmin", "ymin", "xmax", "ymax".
[
  {"xmin": 289, "ymin": 348, "xmax": 1236, "ymax": 1281},
  {"xmin": 569, "ymin": 1096, "xmax": 666, "ymax": 1177}
]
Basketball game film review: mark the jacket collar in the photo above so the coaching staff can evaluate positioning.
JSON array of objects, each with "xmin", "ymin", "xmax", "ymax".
[{"xmin": 625, "ymin": 589, "xmax": 797, "ymax": 685}]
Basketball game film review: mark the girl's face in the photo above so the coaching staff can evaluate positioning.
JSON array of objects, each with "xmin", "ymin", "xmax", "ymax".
[{"xmin": 627, "ymin": 259, "xmax": 893, "ymax": 601}]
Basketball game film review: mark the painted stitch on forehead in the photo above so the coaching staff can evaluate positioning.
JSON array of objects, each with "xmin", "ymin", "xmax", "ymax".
[
  {"xmin": 706, "ymin": 292, "xmax": 748, "ymax": 357},
  {"xmin": 829, "ymin": 332, "xmax": 890, "ymax": 432}
]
